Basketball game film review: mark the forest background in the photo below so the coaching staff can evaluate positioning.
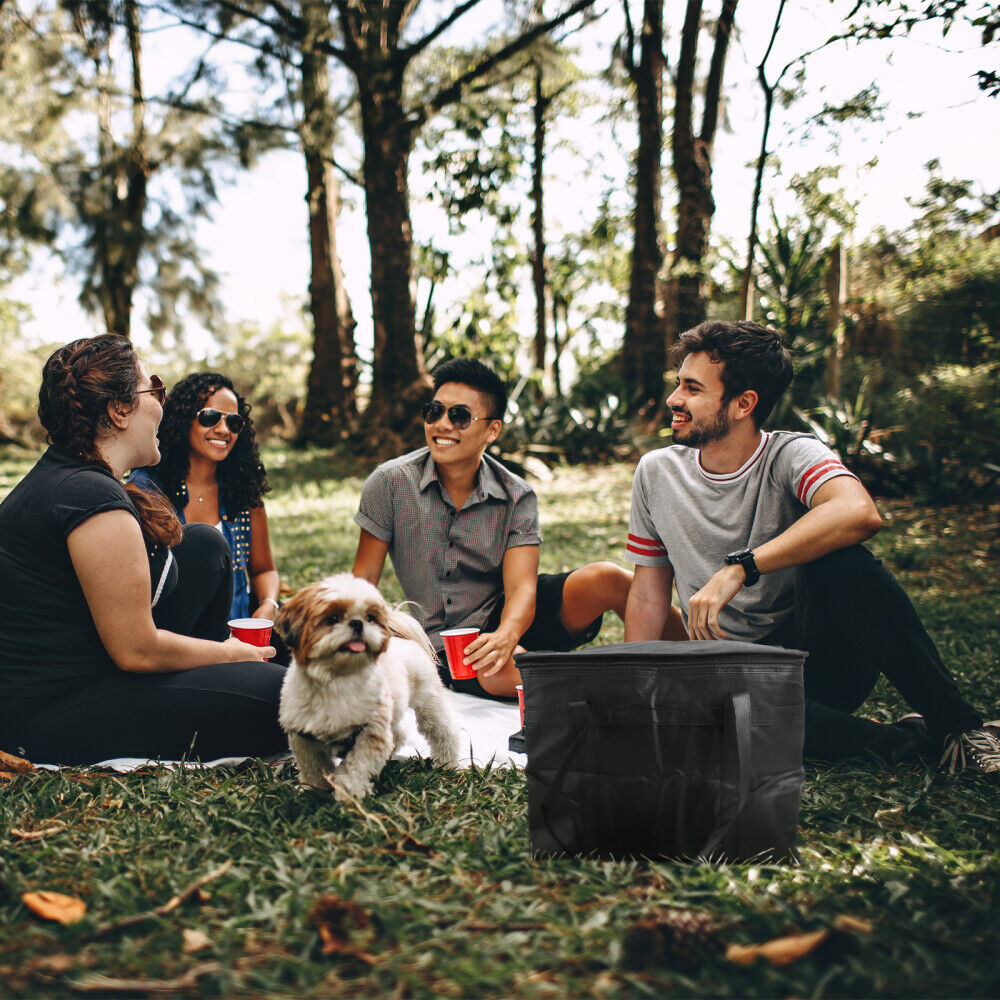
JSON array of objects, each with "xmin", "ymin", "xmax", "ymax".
[{"xmin": 1, "ymin": 0, "xmax": 998, "ymax": 502}]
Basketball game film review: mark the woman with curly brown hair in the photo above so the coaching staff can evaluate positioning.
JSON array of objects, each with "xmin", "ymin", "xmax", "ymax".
[
  {"xmin": 0, "ymin": 336, "xmax": 288, "ymax": 766},
  {"xmin": 129, "ymin": 372, "xmax": 280, "ymax": 624}
]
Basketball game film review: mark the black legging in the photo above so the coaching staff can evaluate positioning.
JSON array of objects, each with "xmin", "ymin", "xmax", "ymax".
[
  {"xmin": 7, "ymin": 524, "xmax": 288, "ymax": 765},
  {"xmin": 765, "ymin": 545, "xmax": 982, "ymax": 762}
]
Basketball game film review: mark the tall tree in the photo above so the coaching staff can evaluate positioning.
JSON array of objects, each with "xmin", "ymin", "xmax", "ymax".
[
  {"xmin": 620, "ymin": 0, "xmax": 667, "ymax": 413},
  {"xmin": 163, "ymin": 0, "xmax": 359, "ymax": 444},
  {"xmin": 1, "ymin": 0, "xmax": 234, "ymax": 341},
  {"xmin": 670, "ymin": 0, "xmax": 737, "ymax": 341},
  {"xmin": 286, "ymin": 0, "xmax": 596, "ymax": 431},
  {"xmin": 296, "ymin": 0, "xmax": 357, "ymax": 443},
  {"xmin": 72, "ymin": 0, "xmax": 146, "ymax": 338}
]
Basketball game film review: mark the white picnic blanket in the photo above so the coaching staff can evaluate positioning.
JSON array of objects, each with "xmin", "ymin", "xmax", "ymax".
[{"xmin": 37, "ymin": 690, "xmax": 525, "ymax": 772}]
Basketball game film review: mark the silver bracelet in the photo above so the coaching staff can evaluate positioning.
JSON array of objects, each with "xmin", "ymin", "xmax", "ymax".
[{"xmin": 261, "ymin": 597, "xmax": 279, "ymax": 610}]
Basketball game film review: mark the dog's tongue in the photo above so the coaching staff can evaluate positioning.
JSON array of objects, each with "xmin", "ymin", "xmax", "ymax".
[{"xmin": 347, "ymin": 639, "xmax": 366, "ymax": 653}]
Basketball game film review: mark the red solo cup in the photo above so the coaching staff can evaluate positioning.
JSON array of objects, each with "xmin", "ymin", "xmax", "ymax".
[
  {"xmin": 516, "ymin": 683, "xmax": 524, "ymax": 727},
  {"xmin": 440, "ymin": 628, "xmax": 480, "ymax": 680},
  {"xmin": 229, "ymin": 618, "xmax": 273, "ymax": 647}
]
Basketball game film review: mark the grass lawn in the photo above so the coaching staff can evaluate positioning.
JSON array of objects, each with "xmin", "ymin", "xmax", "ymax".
[{"xmin": 1, "ymin": 446, "xmax": 998, "ymax": 998}]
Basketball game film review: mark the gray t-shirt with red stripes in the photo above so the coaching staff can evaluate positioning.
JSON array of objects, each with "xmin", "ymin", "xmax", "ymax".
[{"xmin": 626, "ymin": 431, "xmax": 857, "ymax": 642}]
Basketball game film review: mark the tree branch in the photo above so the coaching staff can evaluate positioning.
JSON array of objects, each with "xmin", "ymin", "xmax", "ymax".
[
  {"xmin": 621, "ymin": 0, "xmax": 637, "ymax": 80},
  {"xmin": 699, "ymin": 0, "xmax": 737, "ymax": 146},
  {"xmin": 399, "ymin": 0, "xmax": 484, "ymax": 68},
  {"xmin": 409, "ymin": 0, "xmax": 596, "ymax": 130},
  {"xmin": 215, "ymin": 0, "xmax": 300, "ymax": 41},
  {"xmin": 140, "ymin": 2, "xmax": 299, "ymax": 67}
]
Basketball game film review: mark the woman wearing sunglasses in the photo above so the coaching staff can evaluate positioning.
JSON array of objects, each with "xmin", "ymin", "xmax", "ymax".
[
  {"xmin": 0, "ymin": 336, "xmax": 286, "ymax": 765},
  {"xmin": 129, "ymin": 372, "xmax": 281, "ymax": 629}
]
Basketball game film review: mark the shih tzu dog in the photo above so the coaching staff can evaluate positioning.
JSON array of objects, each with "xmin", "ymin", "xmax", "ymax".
[{"xmin": 276, "ymin": 573, "xmax": 460, "ymax": 800}]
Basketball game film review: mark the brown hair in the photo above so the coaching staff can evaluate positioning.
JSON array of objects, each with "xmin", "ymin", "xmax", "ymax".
[
  {"xmin": 670, "ymin": 320, "xmax": 794, "ymax": 428},
  {"xmin": 39, "ymin": 335, "xmax": 182, "ymax": 548}
]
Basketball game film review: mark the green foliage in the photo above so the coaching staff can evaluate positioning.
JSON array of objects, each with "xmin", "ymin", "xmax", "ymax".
[
  {"xmin": 1, "ymin": 450, "xmax": 999, "ymax": 997},
  {"xmin": 502, "ymin": 356, "xmax": 635, "ymax": 464},
  {"xmin": 853, "ymin": 161, "xmax": 1000, "ymax": 367},
  {"xmin": 888, "ymin": 362, "xmax": 1000, "ymax": 501}
]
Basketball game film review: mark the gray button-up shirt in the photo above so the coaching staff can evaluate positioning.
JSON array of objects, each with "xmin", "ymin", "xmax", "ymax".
[{"xmin": 354, "ymin": 447, "xmax": 542, "ymax": 649}]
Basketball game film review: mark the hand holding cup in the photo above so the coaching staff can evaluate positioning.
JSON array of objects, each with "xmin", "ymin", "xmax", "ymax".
[{"xmin": 440, "ymin": 628, "xmax": 480, "ymax": 680}]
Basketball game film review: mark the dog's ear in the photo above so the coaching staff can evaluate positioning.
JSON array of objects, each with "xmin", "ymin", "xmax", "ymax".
[{"xmin": 274, "ymin": 588, "xmax": 311, "ymax": 651}]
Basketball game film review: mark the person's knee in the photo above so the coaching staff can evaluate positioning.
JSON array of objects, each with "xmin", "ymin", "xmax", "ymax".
[
  {"xmin": 177, "ymin": 522, "xmax": 232, "ymax": 571},
  {"xmin": 573, "ymin": 562, "xmax": 632, "ymax": 599}
]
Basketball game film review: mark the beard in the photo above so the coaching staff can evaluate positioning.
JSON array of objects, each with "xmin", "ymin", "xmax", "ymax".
[{"xmin": 672, "ymin": 406, "xmax": 731, "ymax": 449}]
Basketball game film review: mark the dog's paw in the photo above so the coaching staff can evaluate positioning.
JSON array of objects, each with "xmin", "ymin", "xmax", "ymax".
[{"xmin": 325, "ymin": 772, "xmax": 373, "ymax": 802}]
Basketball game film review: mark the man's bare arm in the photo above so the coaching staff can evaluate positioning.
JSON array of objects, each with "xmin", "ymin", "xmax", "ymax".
[
  {"xmin": 352, "ymin": 529, "xmax": 390, "ymax": 586},
  {"xmin": 625, "ymin": 563, "xmax": 674, "ymax": 642}
]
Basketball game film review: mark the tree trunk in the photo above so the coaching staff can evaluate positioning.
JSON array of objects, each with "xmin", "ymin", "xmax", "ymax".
[
  {"xmin": 622, "ymin": 0, "xmax": 666, "ymax": 413},
  {"xmin": 531, "ymin": 60, "xmax": 548, "ymax": 385},
  {"xmin": 824, "ymin": 240, "xmax": 847, "ymax": 397},
  {"xmin": 297, "ymin": 0, "xmax": 358, "ymax": 446},
  {"xmin": 358, "ymin": 76, "xmax": 427, "ymax": 434},
  {"xmin": 670, "ymin": 0, "xmax": 737, "ymax": 342},
  {"xmin": 739, "ymin": 0, "xmax": 786, "ymax": 321},
  {"xmin": 86, "ymin": 0, "xmax": 146, "ymax": 339}
]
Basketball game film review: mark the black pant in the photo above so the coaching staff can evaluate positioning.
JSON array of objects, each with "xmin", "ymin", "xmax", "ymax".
[
  {"xmin": 766, "ymin": 545, "xmax": 982, "ymax": 762},
  {"xmin": 9, "ymin": 524, "xmax": 288, "ymax": 766}
]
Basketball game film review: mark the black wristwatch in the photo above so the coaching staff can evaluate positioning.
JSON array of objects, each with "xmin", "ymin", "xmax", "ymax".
[{"xmin": 725, "ymin": 548, "xmax": 760, "ymax": 586}]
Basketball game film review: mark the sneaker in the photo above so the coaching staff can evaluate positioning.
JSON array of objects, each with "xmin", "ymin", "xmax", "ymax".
[{"xmin": 939, "ymin": 721, "xmax": 1000, "ymax": 774}]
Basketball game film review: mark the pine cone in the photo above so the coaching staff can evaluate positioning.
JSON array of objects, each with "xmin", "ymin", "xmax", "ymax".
[{"xmin": 622, "ymin": 909, "xmax": 721, "ymax": 972}]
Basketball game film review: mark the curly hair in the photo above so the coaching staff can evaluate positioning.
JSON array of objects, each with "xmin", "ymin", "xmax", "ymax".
[
  {"xmin": 39, "ymin": 335, "xmax": 182, "ymax": 548},
  {"xmin": 670, "ymin": 320, "xmax": 794, "ymax": 428},
  {"xmin": 151, "ymin": 372, "xmax": 269, "ymax": 515}
]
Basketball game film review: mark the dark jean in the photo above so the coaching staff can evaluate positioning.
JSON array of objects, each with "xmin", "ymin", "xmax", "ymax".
[
  {"xmin": 4, "ymin": 524, "xmax": 288, "ymax": 766},
  {"xmin": 764, "ymin": 545, "xmax": 982, "ymax": 763}
]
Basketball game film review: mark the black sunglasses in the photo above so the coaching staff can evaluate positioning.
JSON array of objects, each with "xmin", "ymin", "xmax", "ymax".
[
  {"xmin": 136, "ymin": 374, "xmax": 166, "ymax": 406},
  {"xmin": 196, "ymin": 408, "xmax": 245, "ymax": 434},
  {"xmin": 421, "ymin": 400, "xmax": 498, "ymax": 430}
]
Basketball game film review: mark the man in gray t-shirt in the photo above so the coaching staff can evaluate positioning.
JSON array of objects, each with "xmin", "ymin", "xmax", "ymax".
[{"xmin": 625, "ymin": 320, "xmax": 997, "ymax": 774}]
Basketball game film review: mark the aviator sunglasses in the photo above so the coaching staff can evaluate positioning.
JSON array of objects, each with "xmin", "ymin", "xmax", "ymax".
[
  {"xmin": 136, "ymin": 374, "xmax": 167, "ymax": 406},
  {"xmin": 196, "ymin": 407, "xmax": 245, "ymax": 434},
  {"xmin": 421, "ymin": 400, "xmax": 498, "ymax": 430}
]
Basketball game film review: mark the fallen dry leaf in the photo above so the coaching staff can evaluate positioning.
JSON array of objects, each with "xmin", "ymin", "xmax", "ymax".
[
  {"xmin": 725, "ymin": 916, "xmax": 871, "ymax": 968},
  {"xmin": 834, "ymin": 914, "xmax": 873, "ymax": 935},
  {"xmin": 71, "ymin": 961, "xmax": 218, "ymax": 994},
  {"xmin": 726, "ymin": 928, "xmax": 830, "ymax": 966},
  {"xmin": 311, "ymin": 895, "xmax": 378, "ymax": 964},
  {"xmin": 181, "ymin": 928, "xmax": 213, "ymax": 954},
  {"xmin": 0, "ymin": 750, "xmax": 33, "ymax": 774},
  {"xmin": 11, "ymin": 822, "xmax": 67, "ymax": 840},
  {"xmin": 22, "ymin": 891, "xmax": 87, "ymax": 925},
  {"xmin": 874, "ymin": 805, "xmax": 904, "ymax": 822},
  {"xmin": 0, "ymin": 771, "xmax": 18, "ymax": 782}
]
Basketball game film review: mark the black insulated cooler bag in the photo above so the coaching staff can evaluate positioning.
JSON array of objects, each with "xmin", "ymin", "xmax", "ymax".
[{"xmin": 517, "ymin": 640, "xmax": 806, "ymax": 863}]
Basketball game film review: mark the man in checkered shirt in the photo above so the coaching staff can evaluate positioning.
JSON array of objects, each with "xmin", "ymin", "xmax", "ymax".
[
  {"xmin": 625, "ymin": 320, "xmax": 999, "ymax": 774},
  {"xmin": 353, "ymin": 358, "xmax": 669, "ymax": 700}
]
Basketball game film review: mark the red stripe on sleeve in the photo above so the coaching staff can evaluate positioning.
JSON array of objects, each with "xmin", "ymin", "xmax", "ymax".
[
  {"xmin": 628, "ymin": 532, "xmax": 664, "ymax": 547},
  {"xmin": 797, "ymin": 460, "xmax": 849, "ymax": 503}
]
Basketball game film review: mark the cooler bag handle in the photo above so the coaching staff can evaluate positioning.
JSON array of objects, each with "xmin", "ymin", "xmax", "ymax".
[
  {"xmin": 537, "ymin": 692, "xmax": 752, "ymax": 859},
  {"xmin": 697, "ymin": 690, "xmax": 752, "ymax": 859}
]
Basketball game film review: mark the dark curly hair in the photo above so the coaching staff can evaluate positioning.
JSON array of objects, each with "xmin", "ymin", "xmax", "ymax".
[
  {"xmin": 151, "ymin": 372, "xmax": 269, "ymax": 514},
  {"xmin": 39, "ymin": 335, "xmax": 182, "ymax": 548},
  {"xmin": 670, "ymin": 320, "xmax": 794, "ymax": 428}
]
